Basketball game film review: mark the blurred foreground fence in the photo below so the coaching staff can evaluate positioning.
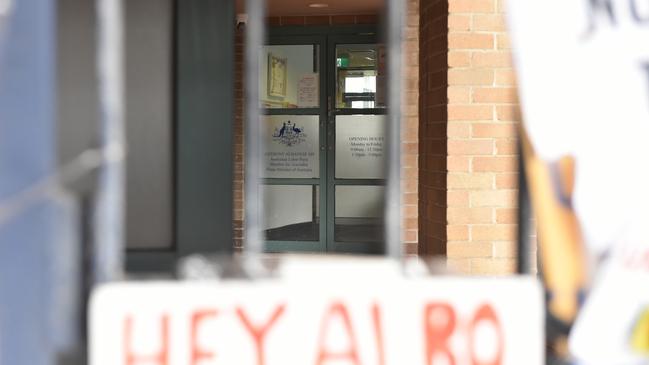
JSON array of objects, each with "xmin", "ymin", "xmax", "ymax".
[{"xmin": 0, "ymin": 0, "xmax": 81, "ymax": 363}]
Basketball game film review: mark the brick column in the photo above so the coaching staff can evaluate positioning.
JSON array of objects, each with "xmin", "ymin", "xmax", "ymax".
[
  {"xmin": 402, "ymin": 0, "xmax": 421, "ymax": 255},
  {"xmin": 420, "ymin": 0, "xmax": 524, "ymax": 274},
  {"xmin": 446, "ymin": 0, "xmax": 520, "ymax": 274}
]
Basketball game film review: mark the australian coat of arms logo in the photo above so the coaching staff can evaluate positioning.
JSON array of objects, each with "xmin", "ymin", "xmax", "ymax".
[{"xmin": 272, "ymin": 121, "xmax": 306, "ymax": 147}]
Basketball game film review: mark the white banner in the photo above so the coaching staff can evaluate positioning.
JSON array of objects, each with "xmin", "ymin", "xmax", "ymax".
[
  {"xmin": 90, "ymin": 261, "xmax": 543, "ymax": 365},
  {"xmin": 507, "ymin": 0, "xmax": 649, "ymax": 255},
  {"xmin": 507, "ymin": 1, "xmax": 649, "ymax": 363}
]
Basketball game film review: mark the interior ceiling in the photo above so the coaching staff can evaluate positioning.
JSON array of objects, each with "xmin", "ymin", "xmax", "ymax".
[{"xmin": 236, "ymin": 0, "xmax": 383, "ymax": 17}]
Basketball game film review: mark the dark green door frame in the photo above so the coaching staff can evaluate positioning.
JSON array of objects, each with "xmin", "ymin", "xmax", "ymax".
[
  {"xmin": 263, "ymin": 26, "xmax": 383, "ymax": 254},
  {"xmin": 326, "ymin": 33, "xmax": 385, "ymax": 255},
  {"xmin": 127, "ymin": 0, "xmax": 235, "ymax": 272},
  {"xmin": 263, "ymin": 34, "xmax": 328, "ymax": 253}
]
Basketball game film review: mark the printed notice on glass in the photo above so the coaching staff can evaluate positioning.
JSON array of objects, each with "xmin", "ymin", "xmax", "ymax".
[
  {"xmin": 336, "ymin": 115, "xmax": 386, "ymax": 179},
  {"xmin": 297, "ymin": 73, "xmax": 318, "ymax": 108},
  {"xmin": 261, "ymin": 115, "xmax": 319, "ymax": 179}
]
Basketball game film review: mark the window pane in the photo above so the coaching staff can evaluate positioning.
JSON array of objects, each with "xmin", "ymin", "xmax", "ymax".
[
  {"xmin": 335, "ymin": 185, "xmax": 384, "ymax": 243},
  {"xmin": 259, "ymin": 45, "xmax": 320, "ymax": 108},
  {"xmin": 335, "ymin": 44, "xmax": 386, "ymax": 109},
  {"xmin": 335, "ymin": 115, "xmax": 387, "ymax": 179},
  {"xmin": 263, "ymin": 185, "xmax": 319, "ymax": 241},
  {"xmin": 261, "ymin": 115, "xmax": 319, "ymax": 178}
]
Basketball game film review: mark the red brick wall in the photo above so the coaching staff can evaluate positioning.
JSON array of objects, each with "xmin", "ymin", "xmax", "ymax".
[
  {"xmin": 233, "ymin": 27, "xmax": 245, "ymax": 250},
  {"xmin": 417, "ymin": 0, "xmax": 527, "ymax": 273},
  {"xmin": 445, "ymin": 0, "xmax": 521, "ymax": 274},
  {"xmin": 418, "ymin": 0, "xmax": 448, "ymax": 255}
]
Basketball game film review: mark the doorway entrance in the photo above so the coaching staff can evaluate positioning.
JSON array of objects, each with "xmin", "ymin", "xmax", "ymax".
[{"xmin": 260, "ymin": 27, "xmax": 387, "ymax": 253}]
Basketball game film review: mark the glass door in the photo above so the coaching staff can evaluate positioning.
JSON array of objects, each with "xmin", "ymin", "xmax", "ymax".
[
  {"xmin": 260, "ymin": 36, "xmax": 328, "ymax": 252},
  {"xmin": 260, "ymin": 32, "xmax": 385, "ymax": 254},
  {"xmin": 327, "ymin": 35, "xmax": 387, "ymax": 254}
]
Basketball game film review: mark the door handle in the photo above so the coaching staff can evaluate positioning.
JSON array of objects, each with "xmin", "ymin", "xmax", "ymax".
[{"xmin": 327, "ymin": 96, "xmax": 333, "ymax": 118}]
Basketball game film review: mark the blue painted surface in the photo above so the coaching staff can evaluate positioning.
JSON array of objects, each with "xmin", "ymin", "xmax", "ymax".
[{"xmin": 0, "ymin": 0, "xmax": 79, "ymax": 363}]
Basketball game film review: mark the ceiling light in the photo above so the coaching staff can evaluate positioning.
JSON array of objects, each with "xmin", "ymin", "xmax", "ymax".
[{"xmin": 309, "ymin": 3, "xmax": 329, "ymax": 8}]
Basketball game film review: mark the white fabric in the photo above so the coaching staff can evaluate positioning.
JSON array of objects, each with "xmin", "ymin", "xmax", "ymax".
[{"xmin": 507, "ymin": 0, "xmax": 649, "ymax": 363}]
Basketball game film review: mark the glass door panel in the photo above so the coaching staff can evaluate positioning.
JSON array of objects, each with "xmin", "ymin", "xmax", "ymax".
[
  {"xmin": 263, "ymin": 185, "xmax": 319, "ymax": 242},
  {"xmin": 259, "ymin": 44, "xmax": 320, "ymax": 109},
  {"xmin": 335, "ymin": 44, "xmax": 386, "ymax": 109},
  {"xmin": 335, "ymin": 115, "xmax": 386, "ymax": 179},
  {"xmin": 261, "ymin": 115, "xmax": 320, "ymax": 179},
  {"xmin": 334, "ymin": 185, "xmax": 384, "ymax": 243}
]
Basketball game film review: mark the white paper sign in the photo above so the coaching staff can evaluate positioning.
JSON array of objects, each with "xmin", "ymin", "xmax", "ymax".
[
  {"xmin": 90, "ymin": 261, "xmax": 543, "ymax": 365},
  {"xmin": 298, "ymin": 73, "xmax": 318, "ymax": 108},
  {"xmin": 262, "ymin": 115, "xmax": 319, "ymax": 179}
]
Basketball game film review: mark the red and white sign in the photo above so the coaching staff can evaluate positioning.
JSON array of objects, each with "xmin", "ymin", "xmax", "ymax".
[{"xmin": 90, "ymin": 260, "xmax": 543, "ymax": 365}]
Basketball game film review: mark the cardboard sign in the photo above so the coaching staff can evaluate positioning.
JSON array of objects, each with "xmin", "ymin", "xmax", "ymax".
[{"xmin": 90, "ymin": 262, "xmax": 543, "ymax": 365}]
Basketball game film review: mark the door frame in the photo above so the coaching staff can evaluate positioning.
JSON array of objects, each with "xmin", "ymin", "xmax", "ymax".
[
  {"xmin": 262, "ymin": 34, "xmax": 328, "ymax": 253},
  {"xmin": 326, "ymin": 33, "xmax": 385, "ymax": 255},
  {"xmin": 263, "ymin": 25, "xmax": 382, "ymax": 254}
]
